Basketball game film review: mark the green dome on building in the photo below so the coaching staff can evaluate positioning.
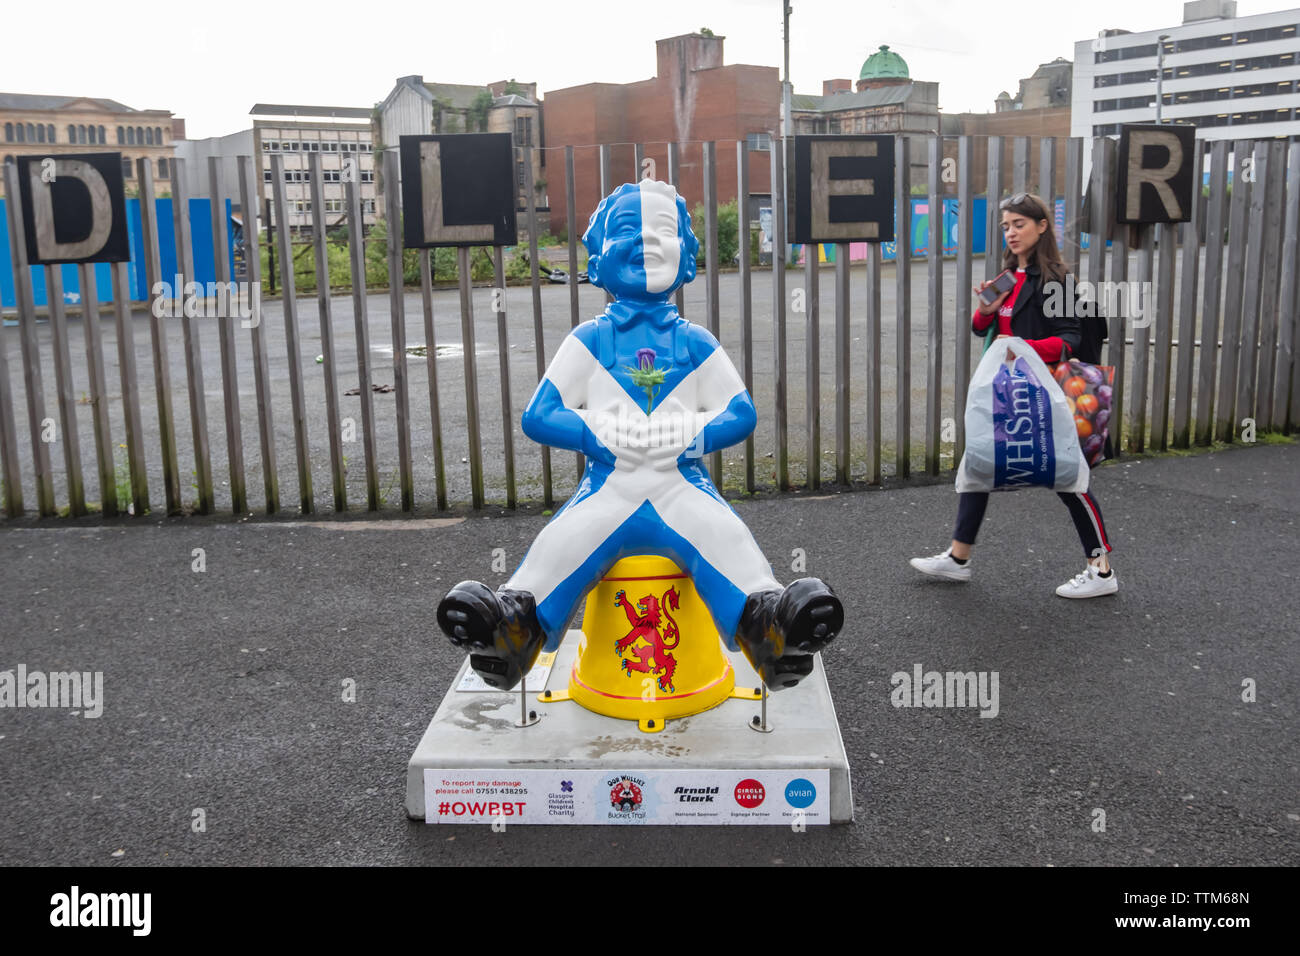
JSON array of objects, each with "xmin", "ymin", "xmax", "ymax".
[{"xmin": 859, "ymin": 44, "xmax": 909, "ymax": 82}]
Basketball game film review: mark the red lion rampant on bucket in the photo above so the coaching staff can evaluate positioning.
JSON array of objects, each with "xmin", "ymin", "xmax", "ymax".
[{"xmin": 613, "ymin": 586, "xmax": 681, "ymax": 694}]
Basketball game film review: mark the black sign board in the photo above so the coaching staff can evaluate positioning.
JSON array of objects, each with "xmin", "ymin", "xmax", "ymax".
[
  {"xmin": 1115, "ymin": 124, "xmax": 1197, "ymax": 225},
  {"xmin": 17, "ymin": 153, "xmax": 129, "ymax": 264},
  {"xmin": 399, "ymin": 133, "xmax": 517, "ymax": 248},
  {"xmin": 791, "ymin": 135, "xmax": 895, "ymax": 244}
]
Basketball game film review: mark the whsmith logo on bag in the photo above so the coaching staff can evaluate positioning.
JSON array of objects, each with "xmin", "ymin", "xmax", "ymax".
[{"xmin": 993, "ymin": 360, "xmax": 1055, "ymax": 488}]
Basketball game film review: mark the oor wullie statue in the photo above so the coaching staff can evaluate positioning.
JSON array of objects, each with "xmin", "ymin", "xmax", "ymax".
[{"xmin": 436, "ymin": 180, "xmax": 843, "ymax": 693}]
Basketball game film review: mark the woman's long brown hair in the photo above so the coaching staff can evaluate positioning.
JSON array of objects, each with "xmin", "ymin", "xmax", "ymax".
[{"xmin": 1000, "ymin": 192, "xmax": 1066, "ymax": 284}]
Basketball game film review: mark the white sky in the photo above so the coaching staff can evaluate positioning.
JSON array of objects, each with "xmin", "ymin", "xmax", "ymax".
[{"xmin": 0, "ymin": 0, "xmax": 1278, "ymax": 139}]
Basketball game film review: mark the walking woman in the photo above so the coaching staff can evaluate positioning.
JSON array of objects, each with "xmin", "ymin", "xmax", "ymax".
[{"xmin": 909, "ymin": 192, "xmax": 1116, "ymax": 598}]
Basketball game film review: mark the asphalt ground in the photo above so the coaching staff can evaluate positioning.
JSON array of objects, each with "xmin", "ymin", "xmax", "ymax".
[{"xmin": 0, "ymin": 439, "xmax": 1296, "ymax": 866}]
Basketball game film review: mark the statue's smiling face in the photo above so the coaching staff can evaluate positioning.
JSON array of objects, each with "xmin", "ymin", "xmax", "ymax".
[
  {"xmin": 637, "ymin": 186, "xmax": 680, "ymax": 291},
  {"xmin": 586, "ymin": 181, "xmax": 695, "ymax": 300}
]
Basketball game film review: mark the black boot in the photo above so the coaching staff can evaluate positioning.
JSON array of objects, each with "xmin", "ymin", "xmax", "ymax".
[
  {"xmin": 436, "ymin": 581, "xmax": 546, "ymax": 690},
  {"xmin": 736, "ymin": 578, "xmax": 843, "ymax": 690}
]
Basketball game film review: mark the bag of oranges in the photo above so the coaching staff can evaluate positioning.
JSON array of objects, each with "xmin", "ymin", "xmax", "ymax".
[{"xmin": 1052, "ymin": 359, "xmax": 1115, "ymax": 466}]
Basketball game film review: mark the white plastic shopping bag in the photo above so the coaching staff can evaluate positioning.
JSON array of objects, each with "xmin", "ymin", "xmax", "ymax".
[{"xmin": 955, "ymin": 337, "xmax": 1089, "ymax": 494}]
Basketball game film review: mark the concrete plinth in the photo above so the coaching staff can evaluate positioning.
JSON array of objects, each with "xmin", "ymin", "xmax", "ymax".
[{"xmin": 406, "ymin": 630, "xmax": 853, "ymax": 824}]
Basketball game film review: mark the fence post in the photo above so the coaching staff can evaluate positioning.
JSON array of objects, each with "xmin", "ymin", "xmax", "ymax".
[
  {"xmin": 1215, "ymin": 140, "xmax": 1254, "ymax": 442},
  {"xmin": 138, "ymin": 158, "xmax": 182, "ymax": 513},
  {"xmin": 1095, "ymin": 138, "xmax": 1125, "ymax": 455},
  {"xmin": 1234, "ymin": 141, "xmax": 1270, "ymax": 439},
  {"xmin": 44, "ymin": 265, "xmax": 86, "ymax": 515},
  {"xmin": 985, "ymin": 136, "xmax": 1004, "ymax": 281},
  {"xmin": 522, "ymin": 144, "xmax": 552, "ymax": 507},
  {"xmin": 770, "ymin": 136, "xmax": 789, "ymax": 490},
  {"xmin": 669, "ymin": 141, "xmax": 685, "ymax": 319},
  {"xmin": 703, "ymin": 141, "xmax": 724, "ymax": 486},
  {"xmin": 344, "ymin": 166, "xmax": 379, "ymax": 510},
  {"xmin": 0, "ymin": 172, "xmax": 25, "ymax": 515},
  {"xmin": 1275, "ymin": 142, "xmax": 1300, "ymax": 431},
  {"xmin": 1255, "ymin": 140, "xmax": 1287, "ymax": 430},
  {"xmin": 1063, "ymin": 138, "xmax": 1083, "ymax": 280},
  {"xmin": 308, "ymin": 152, "xmax": 347, "ymax": 511},
  {"xmin": 565, "ymin": 146, "xmax": 580, "ymax": 330},
  {"xmin": 110, "ymin": 261, "xmax": 149, "ymax": 515},
  {"xmin": 492, "ymin": 246, "xmax": 515, "ymax": 509},
  {"xmin": 1172, "ymin": 147, "xmax": 1204, "ymax": 449},
  {"xmin": 1012, "ymin": 136, "xmax": 1030, "ymax": 194},
  {"xmin": 1195, "ymin": 140, "xmax": 1230, "ymax": 445},
  {"xmin": 208, "ymin": 156, "xmax": 247, "ymax": 513},
  {"xmin": 925, "ymin": 133, "xmax": 943, "ymax": 477},
  {"xmin": 1039, "ymin": 137, "xmax": 1056, "ymax": 209},
  {"xmin": 1149, "ymin": 221, "xmax": 1178, "ymax": 451},
  {"xmin": 382, "ymin": 147, "xmax": 413, "ymax": 511},
  {"xmin": 954, "ymin": 136, "xmax": 974, "ymax": 464},
  {"xmin": 600, "ymin": 143, "xmax": 613, "ymax": 306},
  {"xmin": 865, "ymin": 241, "xmax": 882, "ymax": 485},
  {"xmin": 1128, "ymin": 224, "xmax": 1155, "ymax": 454},
  {"xmin": 271, "ymin": 153, "xmax": 314, "ymax": 513},
  {"xmin": 565, "ymin": 145, "xmax": 582, "ymax": 481},
  {"xmin": 76, "ymin": 262, "xmax": 116, "ymax": 517},
  {"xmin": 238, "ymin": 156, "xmax": 278, "ymax": 513},
  {"xmin": 456, "ymin": 246, "xmax": 484, "ymax": 510},
  {"xmin": 737, "ymin": 140, "xmax": 755, "ymax": 493},
  {"xmin": 895, "ymin": 134, "xmax": 912, "ymax": 479},
  {"xmin": 170, "ymin": 158, "xmax": 214, "ymax": 513},
  {"xmin": 834, "ymin": 241, "xmax": 849, "ymax": 485}
]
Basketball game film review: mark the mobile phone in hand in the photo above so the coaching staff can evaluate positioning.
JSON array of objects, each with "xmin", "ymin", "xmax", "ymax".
[{"xmin": 979, "ymin": 270, "xmax": 1017, "ymax": 306}]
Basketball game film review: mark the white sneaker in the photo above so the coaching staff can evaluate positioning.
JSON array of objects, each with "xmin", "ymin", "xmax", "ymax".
[
  {"xmin": 909, "ymin": 549, "xmax": 972, "ymax": 582},
  {"xmin": 1055, "ymin": 564, "xmax": 1119, "ymax": 599}
]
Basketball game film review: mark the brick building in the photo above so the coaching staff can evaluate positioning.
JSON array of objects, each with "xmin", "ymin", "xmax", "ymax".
[
  {"xmin": 940, "ymin": 108, "xmax": 1074, "ymax": 197},
  {"xmin": 0, "ymin": 91, "xmax": 180, "ymax": 199},
  {"xmin": 543, "ymin": 33, "xmax": 779, "ymax": 236}
]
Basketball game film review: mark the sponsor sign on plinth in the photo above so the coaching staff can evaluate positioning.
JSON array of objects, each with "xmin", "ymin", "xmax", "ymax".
[{"xmin": 424, "ymin": 769, "xmax": 830, "ymax": 826}]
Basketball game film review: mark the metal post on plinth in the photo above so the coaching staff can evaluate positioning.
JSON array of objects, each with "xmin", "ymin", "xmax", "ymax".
[
  {"xmin": 515, "ymin": 676, "xmax": 539, "ymax": 728},
  {"xmin": 750, "ymin": 683, "xmax": 773, "ymax": 733}
]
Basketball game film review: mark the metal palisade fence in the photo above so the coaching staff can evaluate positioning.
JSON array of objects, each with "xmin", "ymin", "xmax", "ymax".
[{"xmin": 0, "ymin": 133, "xmax": 1297, "ymax": 520}]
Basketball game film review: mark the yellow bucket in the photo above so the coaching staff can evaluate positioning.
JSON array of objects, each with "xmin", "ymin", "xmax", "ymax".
[{"xmin": 566, "ymin": 555, "xmax": 737, "ymax": 731}]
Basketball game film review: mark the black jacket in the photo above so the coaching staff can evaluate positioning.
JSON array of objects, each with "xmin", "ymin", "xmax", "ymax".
[{"xmin": 974, "ymin": 264, "xmax": 1104, "ymax": 365}]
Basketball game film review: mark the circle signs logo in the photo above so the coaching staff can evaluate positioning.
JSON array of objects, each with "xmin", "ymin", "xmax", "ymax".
[
  {"xmin": 784, "ymin": 778, "xmax": 817, "ymax": 809},
  {"xmin": 734, "ymin": 779, "xmax": 765, "ymax": 809}
]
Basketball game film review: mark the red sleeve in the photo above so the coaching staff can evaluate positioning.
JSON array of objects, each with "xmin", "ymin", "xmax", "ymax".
[
  {"xmin": 972, "ymin": 307, "xmax": 996, "ymax": 333},
  {"xmin": 1027, "ymin": 336, "xmax": 1069, "ymax": 363}
]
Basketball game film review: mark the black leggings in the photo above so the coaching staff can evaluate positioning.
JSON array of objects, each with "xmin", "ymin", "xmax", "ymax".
[{"xmin": 954, "ymin": 490, "xmax": 1112, "ymax": 558}]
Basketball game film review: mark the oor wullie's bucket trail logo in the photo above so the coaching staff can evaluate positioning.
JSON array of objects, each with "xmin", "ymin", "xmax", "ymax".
[
  {"xmin": 614, "ymin": 586, "xmax": 681, "ymax": 693},
  {"xmin": 609, "ymin": 777, "xmax": 645, "ymax": 812}
]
